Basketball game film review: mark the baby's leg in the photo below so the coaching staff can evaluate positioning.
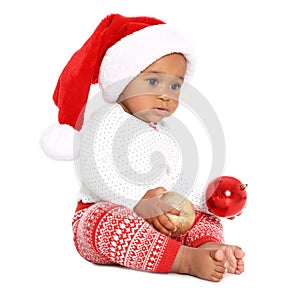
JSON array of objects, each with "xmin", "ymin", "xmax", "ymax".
[
  {"xmin": 171, "ymin": 245, "xmax": 227, "ymax": 282},
  {"xmin": 198, "ymin": 242, "xmax": 245, "ymax": 274},
  {"xmin": 173, "ymin": 211, "xmax": 244, "ymax": 275},
  {"xmin": 72, "ymin": 201, "xmax": 181, "ymax": 272},
  {"xmin": 175, "ymin": 211, "xmax": 225, "ymax": 247}
]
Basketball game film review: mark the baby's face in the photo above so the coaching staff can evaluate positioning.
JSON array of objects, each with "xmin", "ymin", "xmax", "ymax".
[{"xmin": 119, "ymin": 53, "xmax": 187, "ymax": 123}]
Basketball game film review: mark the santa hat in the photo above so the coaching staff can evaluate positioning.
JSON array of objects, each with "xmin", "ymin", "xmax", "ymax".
[{"xmin": 40, "ymin": 13, "xmax": 196, "ymax": 160}]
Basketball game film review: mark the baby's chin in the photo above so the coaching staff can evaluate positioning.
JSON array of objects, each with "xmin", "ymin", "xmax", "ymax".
[
  {"xmin": 136, "ymin": 116, "xmax": 164, "ymax": 124},
  {"xmin": 134, "ymin": 110, "xmax": 169, "ymax": 124}
]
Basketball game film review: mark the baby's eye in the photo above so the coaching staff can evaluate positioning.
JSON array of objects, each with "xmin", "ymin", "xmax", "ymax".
[
  {"xmin": 147, "ymin": 78, "xmax": 158, "ymax": 86},
  {"xmin": 170, "ymin": 83, "xmax": 181, "ymax": 90}
]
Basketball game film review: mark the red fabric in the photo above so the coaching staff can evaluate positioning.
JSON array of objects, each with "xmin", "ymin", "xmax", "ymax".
[
  {"xmin": 75, "ymin": 200, "xmax": 94, "ymax": 212},
  {"xmin": 53, "ymin": 14, "xmax": 164, "ymax": 130},
  {"xmin": 72, "ymin": 201, "xmax": 224, "ymax": 273},
  {"xmin": 170, "ymin": 212, "xmax": 225, "ymax": 247}
]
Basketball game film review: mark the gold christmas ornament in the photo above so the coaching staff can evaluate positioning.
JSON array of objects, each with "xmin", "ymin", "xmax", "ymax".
[{"xmin": 161, "ymin": 192, "xmax": 195, "ymax": 236}]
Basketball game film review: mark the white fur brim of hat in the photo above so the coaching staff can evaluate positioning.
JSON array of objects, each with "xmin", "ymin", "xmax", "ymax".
[{"xmin": 99, "ymin": 24, "xmax": 196, "ymax": 102}]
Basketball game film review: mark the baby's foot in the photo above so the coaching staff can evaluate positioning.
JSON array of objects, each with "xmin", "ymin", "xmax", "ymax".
[
  {"xmin": 199, "ymin": 242, "xmax": 245, "ymax": 274},
  {"xmin": 171, "ymin": 245, "xmax": 227, "ymax": 282}
]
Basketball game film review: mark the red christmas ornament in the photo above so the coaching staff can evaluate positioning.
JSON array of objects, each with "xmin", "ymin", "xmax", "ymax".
[{"xmin": 205, "ymin": 176, "xmax": 247, "ymax": 218}]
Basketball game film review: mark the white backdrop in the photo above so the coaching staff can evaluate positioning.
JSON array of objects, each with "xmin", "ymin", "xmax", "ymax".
[{"xmin": 1, "ymin": 1, "xmax": 299, "ymax": 291}]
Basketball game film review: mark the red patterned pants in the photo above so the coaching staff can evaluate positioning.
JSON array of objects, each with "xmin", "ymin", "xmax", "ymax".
[{"xmin": 72, "ymin": 201, "xmax": 224, "ymax": 273}]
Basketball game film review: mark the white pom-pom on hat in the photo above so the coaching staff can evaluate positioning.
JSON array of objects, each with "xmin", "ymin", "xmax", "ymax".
[{"xmin": 40, "ymin": 124, "xmax": 80, "ymax": 161}]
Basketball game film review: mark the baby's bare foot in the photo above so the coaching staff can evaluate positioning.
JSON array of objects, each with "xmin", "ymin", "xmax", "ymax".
[
  {"xmin": 223, "ymin": 245, "xmax": 245, "ymax": 274},
  {"xmin": 199, "ymin": 242, "xmax": 245, "ymax": 274},
  {"xmin": 171, "ymin": 245, "xmax": 227, "ymax": 282}
]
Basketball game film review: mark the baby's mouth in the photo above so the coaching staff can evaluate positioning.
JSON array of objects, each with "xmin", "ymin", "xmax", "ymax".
[
  {"xmin": 153, "ymin": 108, "xmax": 169, "ymax": 116},
  {"xmin": 156, "ymin": 107, "xmax": 168, "ymax": 111}
]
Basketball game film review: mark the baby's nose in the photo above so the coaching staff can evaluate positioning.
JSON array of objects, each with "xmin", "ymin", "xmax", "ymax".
[{"xmin": 158, "ymin": 94, "xmax": 170, "ymax": 101}]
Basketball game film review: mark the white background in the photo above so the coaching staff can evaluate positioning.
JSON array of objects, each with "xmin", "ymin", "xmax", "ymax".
[{"xmin": 1, "ymin": 0, "xmax": 299, "ymax": 291}]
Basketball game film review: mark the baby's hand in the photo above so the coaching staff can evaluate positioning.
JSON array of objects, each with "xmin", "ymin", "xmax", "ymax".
[{"xmin": 133, "ymin": 187, "xmax": 181, "ymax": 236}]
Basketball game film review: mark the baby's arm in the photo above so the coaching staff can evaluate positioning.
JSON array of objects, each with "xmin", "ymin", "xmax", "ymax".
[{"xmin": 133, "ymin": 187, "xmax": 181, "ymax": 236}]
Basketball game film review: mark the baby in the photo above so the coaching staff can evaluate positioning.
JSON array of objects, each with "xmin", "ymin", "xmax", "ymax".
[{"xmin": 41, "ymin": 14, "xmax": 245, "ymax": 282}]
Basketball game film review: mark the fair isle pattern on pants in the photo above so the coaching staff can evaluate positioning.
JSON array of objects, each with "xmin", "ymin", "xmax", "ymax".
[
  {"xmin": 72, "ymin": 201, "xmax": 224, "ymax": 273},
  {"xmin": 171, "ymin": 212, "xmax": 224, "ymax": 247}
]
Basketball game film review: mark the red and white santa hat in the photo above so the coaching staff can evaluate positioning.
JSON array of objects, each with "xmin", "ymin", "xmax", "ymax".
[{"xmin": 40, "ymin": 13, "xmax": 196, "ymax": 160}]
